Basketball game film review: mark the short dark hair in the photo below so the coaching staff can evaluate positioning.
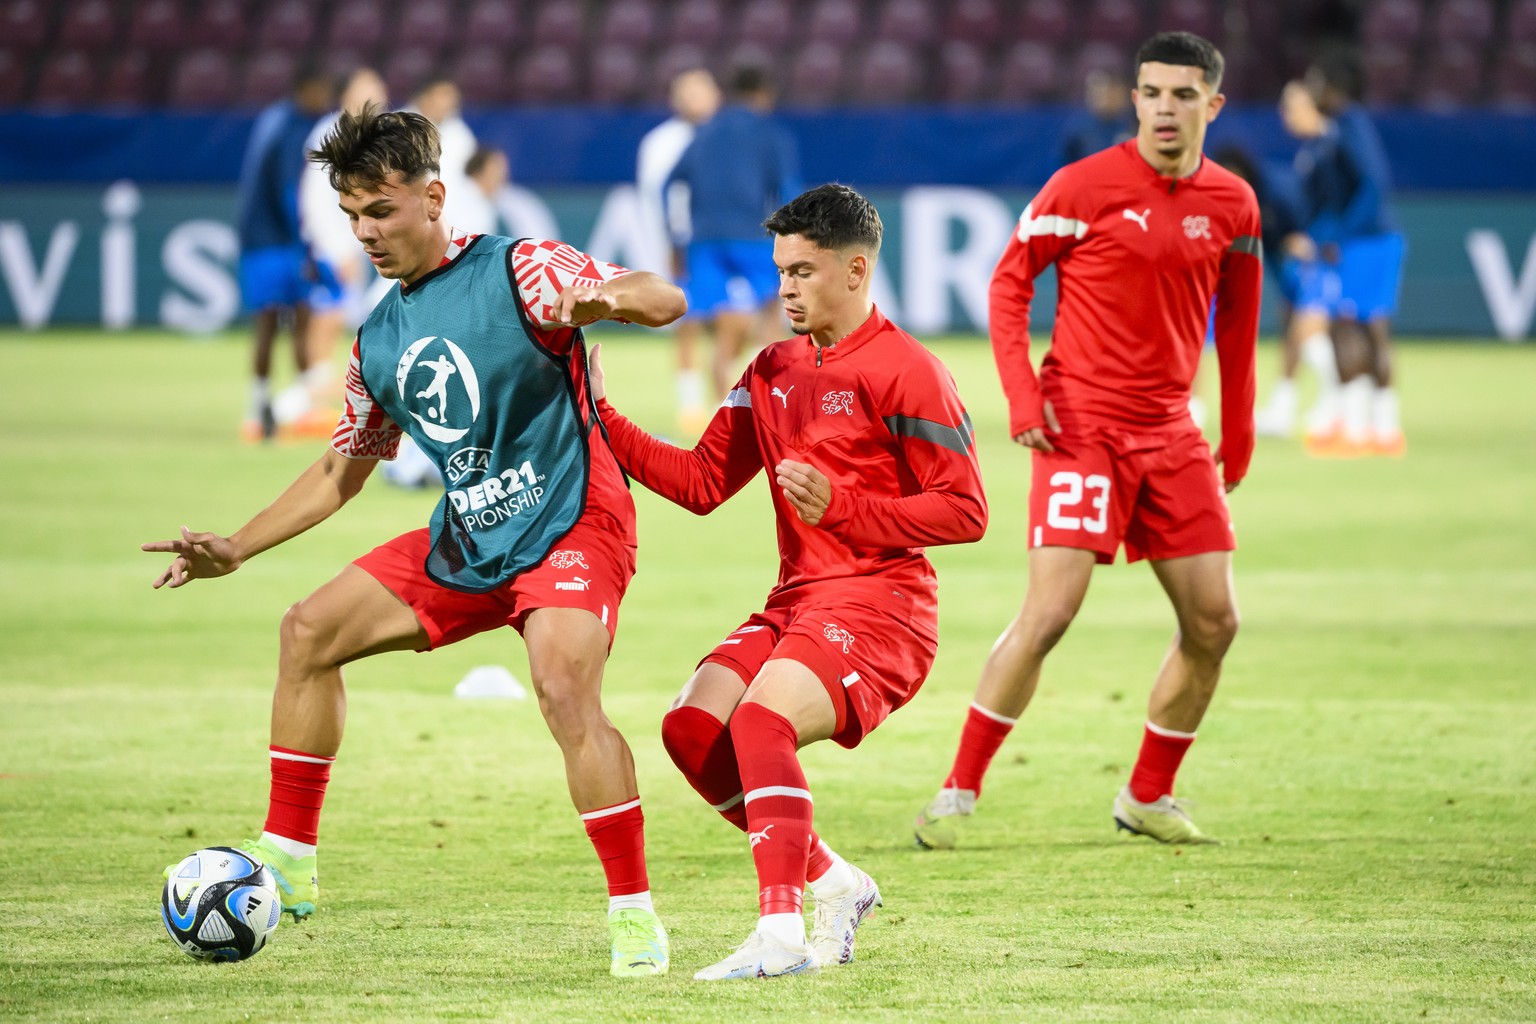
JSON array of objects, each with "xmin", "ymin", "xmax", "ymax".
[
  {"xmin": 1135, "ymin": 31, "xmax": 1224, "ymax": 89},
  {"xmin": 1309, "ymin": 48, "xmax": 1364, "ymax": 109},
  {"xmin": 764, "ymin": 183, "xmax": 882, "ymax": 256},
  {"xmin": 464, "ymin": 144, "xmax": 504, "ymax": 178},
  {"xmin": 731, "ymin": 65, "xmax": 772, "ymax": 98},
  {"xmin": 309, "ymin": 102, "xmax": 440, "ymax": 194}
]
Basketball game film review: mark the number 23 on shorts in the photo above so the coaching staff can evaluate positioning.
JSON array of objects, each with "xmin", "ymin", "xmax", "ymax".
[{"xmin": 1046, "ymin": 471, "xmax": 1110, "ymax": 533}]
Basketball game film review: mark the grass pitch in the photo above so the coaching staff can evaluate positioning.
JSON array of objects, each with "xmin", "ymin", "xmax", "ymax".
[{"xmin": 0, "ymin": 329, "xmax": 1532, "ymax": 1023}]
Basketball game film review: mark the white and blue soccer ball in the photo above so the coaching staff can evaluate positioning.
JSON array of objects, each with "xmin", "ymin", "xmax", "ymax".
[{"xmin": 161, "ymin": 846, "xmax": 281, "ymax": 962}]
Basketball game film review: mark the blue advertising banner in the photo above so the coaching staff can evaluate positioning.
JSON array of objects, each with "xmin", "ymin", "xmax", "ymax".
[
  {"xmin": 2, "ymin": 108, "xmax": 1533, "ymax": 191},
  {"xmin": 1, "ymin": 182, "xmax": 1532, "ymax": 338}
]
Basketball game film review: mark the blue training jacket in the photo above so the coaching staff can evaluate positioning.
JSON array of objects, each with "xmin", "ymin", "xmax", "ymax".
[
  {"xmin": 235, "ymin": 99, "xmax": 319, "ymax": 252},
  {"xmin": 665, "ymin": 104, "xmax": 802, "ymax": 243},
  {"xmin": 1295, "ymin": 104, "xmax": 1400, "ymax": 244}
]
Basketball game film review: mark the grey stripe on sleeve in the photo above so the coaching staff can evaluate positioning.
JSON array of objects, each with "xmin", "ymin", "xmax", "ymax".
[
  {"xmin": 884, "ymin": 412, "xmax": 975, "ymax": 456},
  {"xmin": 1229, "ymin": 234, "xmax": 1262, "ymax": 257}
]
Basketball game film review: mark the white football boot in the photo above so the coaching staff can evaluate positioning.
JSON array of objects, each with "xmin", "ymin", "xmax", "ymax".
[
  {"xmin": 808, "ymin": 865, "xmax": 882, "ymax": 965},
  {"xmin": 694, "ymin": 929, "xmax": 819, "ymax": 981},
  {"xmin": 1112, "ymin": 786, "xmax": 1219, "ymax": 845},
  {"xmin": 914, "ymin": 787, "xmax": 976, "ymax": 850}
]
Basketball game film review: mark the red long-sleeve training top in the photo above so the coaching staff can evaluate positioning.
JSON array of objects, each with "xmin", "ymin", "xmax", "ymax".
[
  {"xmin": 991, "ymin": 140, "xmax": 1263, "ymax": 485},
  {"xmin": 598, "ymin": 307, "xmax": 987, "ymax": 618}
]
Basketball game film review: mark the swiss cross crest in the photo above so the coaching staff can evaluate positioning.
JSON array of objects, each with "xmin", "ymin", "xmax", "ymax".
[
  {"xmin": 821, "ymin": 390, "xmax": 856, "ymax": 416},
  {"xmin": 548, "ymin": 550, "xmax": 588, "ymax": 570},
  {"xmin": 1182, "ymin": 215, "xmax": 1212, "ymax": 240},
  {"xmin": 823, "ymin": 623, "xmax": 855, "ymax": 653}
]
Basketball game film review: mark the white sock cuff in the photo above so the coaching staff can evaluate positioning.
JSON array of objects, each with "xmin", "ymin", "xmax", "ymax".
[
  {"xmin": 970, "ymin": 702, "xmax": 1018, "ymax": 726},
  {"xmin": 711, "ymin": 791, "xmax": 744, "ymax": 812},
  {"xmin": 579, "ymin": 797, "xmax": 641, "ymax": 821},
  {"xmin": 1145, "ymin": 720, "xmax": 1196, "ymax": 740},
  {"xmin": 743, "ymin": 786, "xmax": 812, "ymax": 805},
  {"xmin": 260, "ymin": 832, "xmax": 317, "ymax": 860},
  {"xmin": 269, "ymin": 748, "xmax": 335, "ymax": 764},
  {"xmin": 608, "ymin": 890, "xmax": 653, "ymax": 914}
]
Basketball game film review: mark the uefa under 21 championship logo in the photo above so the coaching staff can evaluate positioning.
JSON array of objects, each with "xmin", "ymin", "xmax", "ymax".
[{"xmin": 396, "ymin": 336, "xmax": 482, "ymax": 443}]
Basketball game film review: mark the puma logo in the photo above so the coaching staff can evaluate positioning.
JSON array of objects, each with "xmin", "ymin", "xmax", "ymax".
[
  {"xmin": 1123, "ymin": 208, "xmax": 1151, "ymax": 232},
  {"xmin": 749, "ymin": 824, "xmax": 774, "ymax": 847},
  {"xmin": 771, "ymin": 385, "xmax": 795, "ymax": 408}
]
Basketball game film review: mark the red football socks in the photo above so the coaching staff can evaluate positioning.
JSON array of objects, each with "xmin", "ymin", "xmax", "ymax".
[
  {"xmin": 580, "ymin": 798, "xmax": 649, "ymax": 897},
  {"xmin": 1128, "ymin": 721, "xmax": 1197, "ymax": 803},
  {"xmin": 264, "ymin": 746, "xmax": 334, "ymax": 846},
  {"xmin": 662, "ymin": 703, "xmax": 835, "ymax": 881},
  {"xmin": 729, "ymin": 703, "xmax": 813, "ymax": 918},
  {"xmin": 661, "ymin": 704, "xmax": 750, "ymax": 830},
  {"xmin": 943, "ymin": 703, "xmax": 1017, "ymax": 795}
]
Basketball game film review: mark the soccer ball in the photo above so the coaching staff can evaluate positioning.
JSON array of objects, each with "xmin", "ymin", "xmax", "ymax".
[{"xmin": 161, "ymin": 846, "xmax": 282, "ymax": 962}]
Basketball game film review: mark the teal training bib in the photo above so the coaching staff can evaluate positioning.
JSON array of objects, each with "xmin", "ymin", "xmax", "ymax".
[{"xmin": 358, "ymin": 235, "xmax": 591, "ymax": 593}]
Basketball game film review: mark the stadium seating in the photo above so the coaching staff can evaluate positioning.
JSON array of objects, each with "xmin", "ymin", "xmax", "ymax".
[
  {"xmin": 239, "ymin": 49, "xmax": 297, "ymax": 107},
  {"xmin": 671, "ymin": 0, "xmax": 728, "ymax": 46},
  {"xmin": 2, "ymin": 0, "xmax": 1532, "ymax": 110}
]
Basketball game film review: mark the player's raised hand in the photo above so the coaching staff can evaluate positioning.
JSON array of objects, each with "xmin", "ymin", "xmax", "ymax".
[
  {"xmin": 1013, "ymin": 401, "xmax": 1061, "ymax": 452},
  {"xmin": 587, "ymin": 342, "xmax": 607, "ymax": 401},
  {"xmin": 775, "ymin": 460, "xmax": 832, "ymax": 526},
  {"xmin": 552, "ymin": 284, "xmax": 619, "ymax": 327},
  {"xmin": 141, "ymin": 526, "xmax": 243, "ymax": 589}
]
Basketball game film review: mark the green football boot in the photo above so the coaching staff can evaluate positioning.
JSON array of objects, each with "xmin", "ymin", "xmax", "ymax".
[
  {"xmin": 241, "ymin": 836, "xmax": 320, "ymax": 919},
  {"xmin": 1112, "ymin": 787, "xmax": 1219, "ymax": 845},
  {"xmin": 609, "ymin": 908, "xmax": 669, "ymax": 978}
]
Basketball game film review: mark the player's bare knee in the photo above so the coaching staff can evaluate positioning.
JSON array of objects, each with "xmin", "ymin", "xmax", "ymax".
[
  {"xmin": 278, "ymin": 599, "xmax": 332, "ymax": 672},
  {"xmin": 1183, "ymin": 606, "xmax": 1240, "ymax": 660},
  {"xmin": 1014, "ymin": 602, "xmax": 1077, "ymax": 655},
  {"xmin": 532, "ymin": 671, "xmax": 608, "ymax": 746}
]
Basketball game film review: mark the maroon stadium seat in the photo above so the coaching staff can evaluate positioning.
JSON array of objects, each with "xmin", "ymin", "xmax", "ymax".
[
  {"xmin": 321, "ymin": 49, "xmax": 371, "ymax": 84},
  {"xmin": 32, "ymin": 48, "xmax": 98, "ymax": 107},
  {"xmin": 649, "ymin": 41, "xmax": 709, "ymax": 97},
  {"xmin": 513, "ymin": 44, "xmax": 580, "ymax": 102},
  {"xmin": 456, "ymin": 44, "xmax": 511, "ymax": 104},
  {"xmin": 875, "ymin": 0, "xmax": 937, "ymax": 46},
  {"xmin": 0, "ymin": 0, "xmax": 52, "ymax": 50},
  {"xmin": 597, "ymin": 0, "xmax": 658, "ymax": 47},
  {"xmin": 1160, "ymin": 0, "xmax": 1221, "ymax": 41},
  {"xmin": 399, "ymin": 0, "xmax": 458, "ymax": 55},
  {"xmin": 1489, "ymin": 43, "xmax": 1536, "ymax": 108},
  {"xmin": 126, "ymin": 0, "xmax": 185, "ymax": 54},
  {"xmin": 1416, "ymin": 43, "xmax": 1485, "ymax": 109},
  {"xmin": 383, "ymin": 47, "xmax": 439, "ymax": 102},
  {"xmin": 56, "ymin": 0, "xmax": 118, "ymax": 51},
  {"xmin": 851, "ymin": 40, "xmax": 920, "ymax": 103},
  {"xmin": 588, "ymin": 42, "xmax": 646, "ymax": 104},
  {"xmin": 326, "ymin": 0, "xmax": 388, "ymax": 55},
  {"xmin": 1083, "ymin": 0, "xmax": 1142, "ymax": 47},
  {"xmin": 167, "ymin": 48, "xmax": 235, "ymax": 108},
  {"xmin": 1361, "ymin": 41, "xmax": 1412, "ymax": 104},
  {"xmin": 531, "ymin": 2, "xmax": 586, "ymax": 47},
  {"xmin": 735, "ymin": 0, "xmax": 792, "ymax": 48},
  {"xmin": 1509, "ymin": 0, "xmax": 1536, "ymax": 45},
  {"xmin": 256, "ymin": 0, "xmax": 317, "ymax": 52},
  {"xmin": 1361, "ymin": 0, "xmax": 1422, "ymax": 46},
  {"xmin": 185, "ymin": 0, "xmax": 250, "ymax": 51},
  {"xmin": 1015, "ymin": 0, "xmax": 1074, "ymax": 46},
  {"xmin": 463, "ymin": 0, "xmax": 520, "ymax": 48},
  {"xmin": 670, "ymin": 0, "xmax": 726, "ymax": 46},
  {"xmin": 787, "ymin": 39, "xmax": 845, "ymax": 106},
  {"xmin": 807, "ymin": 0, "xmax": 863, "ymax": 47},
  {"xmin": 997, "ymin": 39, "xmax": 1059, "ymax": 101},
  {"xmin": 1432, "ymin": 0, "xmax": 1495, "ymax": 46},
  {"xmin": 935, "ymin": 39, "xmax": 989, "ymax": 103},
  {"xmin": 1074, "ymin": 39, "xmax": 1126, "ymax": 82},
  {"xmin": 240, "ymin": 48, "xmax": 298, "ymax": 107},
  {"xmin": 945, "ymin": 0, "xmax": 1003, "ymax": 46},
  {"xmin": 0, "ymin": 48, "xmax": 28, "ymax": 106},
  {"xmin": 103, "ymin": 49, "xmax": 158, "ymax": 107}
]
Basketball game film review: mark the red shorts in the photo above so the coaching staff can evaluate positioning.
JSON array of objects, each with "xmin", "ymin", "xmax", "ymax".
[
  {"xmin": 1028, "ymin": 426, "xmax": 1234, "ymax": 564},
  {"xmin": 353, "ymin": 513, "xmax": 636, "ymax": 651},
  {"xmin": 702, "ymin": 589, "xmax": 936, "ymax": 749}
]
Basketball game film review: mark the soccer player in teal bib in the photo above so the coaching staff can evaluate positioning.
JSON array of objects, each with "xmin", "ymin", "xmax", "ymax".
[{"xmin": 143, "ymin": 105, "xmax": 685, "ymax": 978}]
